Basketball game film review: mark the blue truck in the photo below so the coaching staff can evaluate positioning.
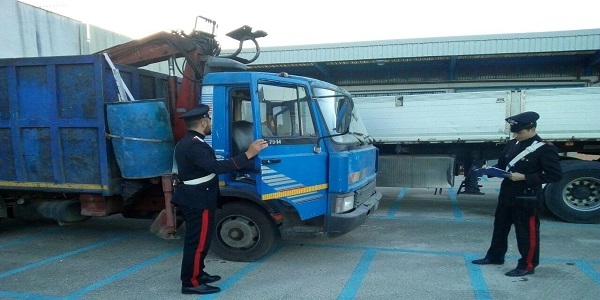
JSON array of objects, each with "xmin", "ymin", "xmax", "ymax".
[{"xmin": 0, "ymin": 19, "xmax": 381, "ymax": 261}]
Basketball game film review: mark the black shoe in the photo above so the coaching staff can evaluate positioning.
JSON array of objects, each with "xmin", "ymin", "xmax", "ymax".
[
  {"xmin": 200, "ymin": 273, "xmax": 222, "ymax": 283},
  {"xmin": 471, "ymin": 258, "xmax": 504, "ymax": 265},
  {"xmin": 505, "ymin": 268, "xmax": 534, "ymax": 277},
  {"xmin": 181, "ymin": 284, "xmax": 221, "ymax": 295}
]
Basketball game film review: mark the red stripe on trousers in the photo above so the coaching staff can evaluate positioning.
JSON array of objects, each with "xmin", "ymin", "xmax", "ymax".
[
  {"xmin": 191, "ymin": 209, "xmax": 210, "ymax": 286},
  {"xmin": 526, "ymin": 214, "xmax": 536, "ymax": 271}
]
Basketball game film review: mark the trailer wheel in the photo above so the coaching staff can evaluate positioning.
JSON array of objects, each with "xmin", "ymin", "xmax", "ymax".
[
  {"xmin": 545, "ymin": 167, "xmax": 600, "ymax": 224},
  {"xmin": 212, "ymin": 202, "xmax": 277, "ymax": 262}
]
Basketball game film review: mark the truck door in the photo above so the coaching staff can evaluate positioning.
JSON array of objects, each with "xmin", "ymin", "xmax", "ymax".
[{"xmin": 254, "ymin": 82, "xmax": 328, "ymax": 220}]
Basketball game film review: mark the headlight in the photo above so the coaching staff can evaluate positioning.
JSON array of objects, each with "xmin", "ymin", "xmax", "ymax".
[{"xmin": 334, "ymin": 194, "xmax": 355, "ymax": 213}]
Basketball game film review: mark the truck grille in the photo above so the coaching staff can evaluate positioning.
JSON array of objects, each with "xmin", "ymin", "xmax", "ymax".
[{"xmin": 355, "ymin": 180, "xmax": 376, "ymax": 206}]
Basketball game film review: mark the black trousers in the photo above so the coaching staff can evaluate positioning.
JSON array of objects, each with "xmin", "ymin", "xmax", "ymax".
[
  {"xmin": 485, "ymin": 203, "xmax": 540, "ymax": 271},
  {"xmin": 179, "ymin": 206, "xmax": 215, "ymax": 287}
]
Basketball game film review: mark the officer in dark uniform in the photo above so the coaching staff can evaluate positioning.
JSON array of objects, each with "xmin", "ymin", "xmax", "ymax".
[
  {"xmin": 172, "ymin": 104, "xmax": 268, "ymax": 294},
  {"xmin": 472, "ymin": 111, "xmax": 562, "ymax": 276}
]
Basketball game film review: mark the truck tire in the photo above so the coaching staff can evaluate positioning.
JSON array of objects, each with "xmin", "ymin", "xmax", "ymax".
[
  {"xmin": 212, "ymin": 202, "xmax": 278, "ymax": 262},
  {"xmin": 545, "ymin": 161, "xmax": 600, "ymax": 224}
]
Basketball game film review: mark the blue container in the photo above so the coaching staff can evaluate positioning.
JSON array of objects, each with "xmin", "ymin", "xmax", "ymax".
[{"xmin": 106, "ymin": 99, "xmax": 174, "ymax": 178}]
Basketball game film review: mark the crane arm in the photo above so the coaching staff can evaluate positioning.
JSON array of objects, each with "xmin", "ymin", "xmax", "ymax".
[{"xmin": 100, "ymin": 31, "xmax": 213, "ymax": 68}]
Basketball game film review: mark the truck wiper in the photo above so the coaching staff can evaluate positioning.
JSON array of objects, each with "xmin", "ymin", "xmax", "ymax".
[
  {"xmin": 348, "ymin": 132, "xmax": 364, "ymax": 145},
  {"xmin": 349, "ymin": 131, "xmax": 376, "ymax": 145},
  {"xmin": 349, "ymin": 131, "xmax": 375, "ymax": 145}
]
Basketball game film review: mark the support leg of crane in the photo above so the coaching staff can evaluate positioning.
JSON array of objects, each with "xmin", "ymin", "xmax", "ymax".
[{"xmin": 150, "ymin": 175, "xmax": 180, "ymax": 239}]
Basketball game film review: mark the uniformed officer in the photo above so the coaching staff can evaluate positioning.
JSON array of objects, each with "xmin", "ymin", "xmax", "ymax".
[
  {"xmin": 172, "ymin": 104, "xmax": 268, "ymax": 294},
  {"xmin": 471, "ymin": 111, "xmax": 562, "ymax": 276}
]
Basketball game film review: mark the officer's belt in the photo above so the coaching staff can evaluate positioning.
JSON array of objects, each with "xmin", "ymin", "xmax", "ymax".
[{"xmin": 183, "ymin": 173, "xmax": 215, "ymax": 185}]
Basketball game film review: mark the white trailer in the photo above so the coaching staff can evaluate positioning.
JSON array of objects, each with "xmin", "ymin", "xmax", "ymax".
[{"xmin": 355, "ymin": 86, "xmax": 600, "ymax": 223}]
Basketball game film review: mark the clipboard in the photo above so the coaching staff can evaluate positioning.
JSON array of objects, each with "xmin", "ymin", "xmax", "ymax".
[{"xmin": 476, "ymin": 167, "xmax": 509, "ymax": 178}]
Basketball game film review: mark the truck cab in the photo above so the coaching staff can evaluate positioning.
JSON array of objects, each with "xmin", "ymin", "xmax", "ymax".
[{"xmin": 202, "ymin": 71, "xmax": 381, "ymax": 261}]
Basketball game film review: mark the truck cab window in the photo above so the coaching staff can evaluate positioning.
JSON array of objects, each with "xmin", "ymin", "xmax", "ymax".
[
  {"xmin": 230, "ymin": 89, "xmax": 253, "ymax": 122},
  {"xmin": 314, "ymin": 87, "xmax": 369, "ymax": 145},
  {"xmin": 229, "ymin": 88, "xmax": 254, "ymax": 156},
  {"xmin": 258, "ymin": 83, "xmax": 315, "ymax": 138}
]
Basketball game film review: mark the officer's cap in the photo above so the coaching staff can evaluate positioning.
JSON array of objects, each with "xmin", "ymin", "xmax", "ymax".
[
  {"xmin": 505, "ymin": 111, "xmax": 539, "ymax": 133},
  {"xmin": 179, "ymin": 104, "xmax": 211, "ymax": 122}
]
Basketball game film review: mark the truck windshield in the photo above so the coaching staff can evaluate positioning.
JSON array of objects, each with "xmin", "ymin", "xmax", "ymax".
[{"xmin": 313, "ymin": 87, "xmax": 372, "ymax": 145}]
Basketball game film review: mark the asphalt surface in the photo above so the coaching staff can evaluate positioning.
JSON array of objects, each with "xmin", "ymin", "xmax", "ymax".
[{"xmin": 1, "ymin": 176, "xmax": 599, "ymax": 300}]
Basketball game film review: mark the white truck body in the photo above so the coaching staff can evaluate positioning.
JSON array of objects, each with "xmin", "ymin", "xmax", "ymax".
[{"xmin": 354, "ymin": 87, "xmax": 600, "ymax": 144}]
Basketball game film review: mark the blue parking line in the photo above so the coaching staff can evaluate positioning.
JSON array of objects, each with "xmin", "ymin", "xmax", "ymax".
[
  {"xmin": 200, "ymin": 244, "xmax": 284, "ymax": 300},
  {"xmin": 386, "ymin": 188, "xmax": 407, "ymax": 218},
  {"xmin": 448, "ymin": 188, "xmax": 464, "ymax": 221},
  {"xmin": 0, "ymin": 235, "xmax": 126, "ymax": 279},
  {"xmin": 576, "ymin": 261, "xmax": 600, "ymax": 285},
  {"xmin": 464, "ymin": 254, "xmax": 492, "ymax": 300},
  {"xmin": 65, "ymin": 246, "xmax": 183, "ymax": 299},
  {"xmin": 338, "ymin": 248, "xmax": 376, "ymax": 300}
]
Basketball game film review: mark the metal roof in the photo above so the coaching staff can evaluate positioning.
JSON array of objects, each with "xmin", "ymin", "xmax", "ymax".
[
  {"xmin": 229, "ymin": 29, "xmax": 600, "ymax": 89},
  {"xmin": 245, "ymin": 29, "xmax": 600, "ymax": 65}
]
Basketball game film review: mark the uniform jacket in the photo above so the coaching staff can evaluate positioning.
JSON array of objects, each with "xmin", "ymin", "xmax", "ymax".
[
  {"xmin": 171, "ymin": 130, "xmax": 253, "ymax": 209},
  {"xmin": 494, "ymin": 134, "xmax": 562, "ymax": 206}
]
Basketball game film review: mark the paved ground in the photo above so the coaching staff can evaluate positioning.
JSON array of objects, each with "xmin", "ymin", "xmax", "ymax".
[{"xmin": 1, "ymin": 177, "xmax": 599, "ymax": 300}]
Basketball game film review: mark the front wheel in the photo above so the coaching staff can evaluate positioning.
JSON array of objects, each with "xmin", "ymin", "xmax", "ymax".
[
  {"xmin": 545, "ymin": 166, "xmax": 600, "ymax": 224},
  {"xmin": 212, "ymin": 202, "xmax": 278, "ymax": 262}
]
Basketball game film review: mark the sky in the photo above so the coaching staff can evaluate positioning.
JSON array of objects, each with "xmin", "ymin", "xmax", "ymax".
[{"xmin": 19, "ymin": 0, "xmax": 600, "ymax": 49}]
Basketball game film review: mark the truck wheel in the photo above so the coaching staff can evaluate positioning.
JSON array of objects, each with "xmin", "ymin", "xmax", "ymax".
[
  {"xmin": 545, "ymin": 168, "xmax": 600, "ymax": 224},
  {"xmin": 212, "ymin": 202, "xmax": 277, "ymax": 262}
]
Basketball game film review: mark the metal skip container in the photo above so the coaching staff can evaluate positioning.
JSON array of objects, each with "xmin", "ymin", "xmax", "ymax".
[{"xmin": 106, "ymin": 99, "xmax": 174, "ymax": 178}]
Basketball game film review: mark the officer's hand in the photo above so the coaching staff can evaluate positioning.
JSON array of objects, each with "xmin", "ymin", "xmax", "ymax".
[
  {"xmin": 504, "ymin": 172, "xmax": 525, "ymax": 181},
  {"xmin": 245, "ymin": 139, "xmax": 269, "ymax": 158}
]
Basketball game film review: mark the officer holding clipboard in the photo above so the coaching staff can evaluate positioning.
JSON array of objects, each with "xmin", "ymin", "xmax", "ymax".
[{"xmin": 472, "ymin": 111, "xmax": 562, "ymax": 277}]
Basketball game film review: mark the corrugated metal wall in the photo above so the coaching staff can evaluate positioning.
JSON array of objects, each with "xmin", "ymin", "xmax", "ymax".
[
  {"xmin": 0, "ymin": 0, "xmax": 168, "ymax": 73},
  {"xmin": 1, "ymin": 0, "xmax": 128, "ymax": 58}
]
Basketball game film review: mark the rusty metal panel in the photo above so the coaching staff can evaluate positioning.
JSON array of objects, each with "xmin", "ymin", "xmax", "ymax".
[
  {"xmin": 20, "ymin": 128, "xmax": 54, "ymax": 182},
  {"xmin": 0, "ymin": 129, "xmax": 15, "ymax": 180},
  {"xmin": 60, "ymin": 128, "xmax": 101, "ymax": 184},
  {"xmin": 56, "ymin": 64, "xmax": 98, "ymax": 119},
  {"xmin": 0, "ymin": 54, "xmax": 168, "ymax": 195}
]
